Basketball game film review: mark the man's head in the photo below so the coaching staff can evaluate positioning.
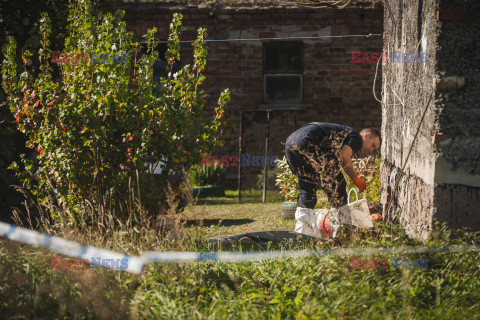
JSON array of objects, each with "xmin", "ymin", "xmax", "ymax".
[{"xmin": 359, "ymin": 128, "xmax": 381, "ymax": 155}]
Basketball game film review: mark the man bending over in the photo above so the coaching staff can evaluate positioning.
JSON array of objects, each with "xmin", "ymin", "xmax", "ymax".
[{"xmin": 285, "ymin": 122, "xmax": 381, "ymax": 210}]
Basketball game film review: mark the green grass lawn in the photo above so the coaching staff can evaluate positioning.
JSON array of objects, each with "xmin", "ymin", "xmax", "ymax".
[
  {"xmin": 1, "ymin": 191, "xmax": 480, "ymax": 319},
  {"xmin": 180, "ymin": 189, "xmax": 332, "ymax": 240},
  {"xmin": 181, "ymin": 190, "xmax": 296, "ymax": 239}
]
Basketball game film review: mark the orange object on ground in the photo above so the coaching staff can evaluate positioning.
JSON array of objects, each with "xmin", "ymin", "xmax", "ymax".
[{"xmin": 371, "ymin": 213, "xmax": 383, "ymax": 222}]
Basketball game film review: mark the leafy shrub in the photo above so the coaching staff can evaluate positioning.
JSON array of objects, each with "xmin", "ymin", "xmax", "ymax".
[
  {"xmin": 1, "ymin": 0, "xmax": 230, "ymax": 221},
  {"xmin": 0, "ymin": 0, "xmax": 121, "ymax": 222},
  {"xmin": 188, "ymin": 164, "xmax": 225, "ymax": 186},
  {"xmin": 275, "ymin": 156, "xmax": 298, "ymax": 202},
  {"xmin": 346, "ymin": 156, "xmax": 381, "ymax": 202}
]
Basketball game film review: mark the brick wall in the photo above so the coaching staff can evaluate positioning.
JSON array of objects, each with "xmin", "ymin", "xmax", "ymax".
[{"xmin": 120, "ymin": 4, "xmax": 383, "ymax": 186}]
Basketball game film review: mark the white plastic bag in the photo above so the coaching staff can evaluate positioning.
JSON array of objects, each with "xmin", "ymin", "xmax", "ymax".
[
  {"xmin": 294, "ymin": 188, "xmax": 372, "ymax": 239},
  {"xmin": 294, "ymin": 207, "xmax": 340, "ymax": 239},
  {"xmin": 294, "ymin": 207, "xmax": 317, "ymax": 236},
  {"xmin": 338, "ymin": 188, "xmax": 373, "ymax": 228}
]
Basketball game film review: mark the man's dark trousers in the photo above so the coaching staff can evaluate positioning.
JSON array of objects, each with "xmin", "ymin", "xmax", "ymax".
[{"xmin": 285, "ymin": 124, "xmax": 347, "ymax": 209}]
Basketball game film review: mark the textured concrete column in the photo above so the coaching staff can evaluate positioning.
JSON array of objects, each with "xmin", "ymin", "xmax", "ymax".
[{"xmin": 381, "ymin": 0, "xmax": 480, "ymax": 240}]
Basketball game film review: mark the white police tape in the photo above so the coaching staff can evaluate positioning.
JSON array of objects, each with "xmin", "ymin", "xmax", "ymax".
[
  {"xmin": 2, "ymin": 221, "xmax": 480, "ymax": 274},
  {"xmin": 0, "ymin": 222, "xmax": 145, "ymax": 274},
  {"xmin": 143, "ymin": 244, "xmax": 480, "ymax": 264}
]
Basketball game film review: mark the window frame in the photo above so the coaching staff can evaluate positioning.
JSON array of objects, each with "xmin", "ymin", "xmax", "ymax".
[{"xmin": 263, "ymin": 41, "xmax": 304, "ymax": 104}]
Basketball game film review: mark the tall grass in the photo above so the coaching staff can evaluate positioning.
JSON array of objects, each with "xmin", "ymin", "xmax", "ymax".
[
  {"xmin": 2, "ymin": 177, "xmax": 480, "ymax": 319},
  {"xmin": 9, "ymin": 170, "xmax": 197, "ymax": 255},
  {"xmin": 132, "ymin": 222, "xmax": 480, "ymax": 319},
  {"xmin": 0, "ymin": 172, "xmax": 196, "ymax": 319}
]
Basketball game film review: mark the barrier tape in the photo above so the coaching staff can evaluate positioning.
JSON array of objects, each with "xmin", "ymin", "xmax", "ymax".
[
  {"xmin": 143, "ymin": 244, "xmax": 480, "ymax": 263},
  {"xmin": 0, "ymin": 222, "xmax": 145, "ymax": 274},
  {"xmin": 1, "ymin": 221, "xmax": 480, "ymax": 274}
]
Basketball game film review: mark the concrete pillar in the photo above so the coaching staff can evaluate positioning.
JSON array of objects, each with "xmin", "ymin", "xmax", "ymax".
[{"xmin": 381, "ymin": 0, "xmax": 480, "ymax": 240}]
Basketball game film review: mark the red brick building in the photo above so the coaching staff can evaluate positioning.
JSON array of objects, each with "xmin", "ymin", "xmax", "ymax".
[{"xmin": 119, "ymin": 1, "xmax": 383, "ymax": 187}]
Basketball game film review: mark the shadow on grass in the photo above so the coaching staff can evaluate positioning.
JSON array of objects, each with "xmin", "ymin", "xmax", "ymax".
[
  {"xmin": 192, "ymin": 189, "xmax": 284, "ymax": 206},
  {"xmin": 184, "ymin": 218, "xmax": 255, "ymax": 228},
  {"xmin": 193, "ymin": 199, "xmax": 240, "ymax": 206},
  {"xmin": 200, "ymin": 231, "xmax": 333, "ymax": 252}
]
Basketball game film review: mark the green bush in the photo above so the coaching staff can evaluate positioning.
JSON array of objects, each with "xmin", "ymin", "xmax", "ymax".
[
  {"xmin": 188, "ymin": 164, "xmax": 225, "ymax": 187},
  {"xmin": 346, "ymin": 156, "xmax": 381, "ymax": 202},
  {"xmin": 1, "ymin": 0, "xmax": 230, "ymax": 221},
  {"xmin": 275, "ymin": 156, "xmax": 298, "ymax": 202},
  {"xmin": 0, "ymin": 0, "xmax": 121, "ymax": 222}
]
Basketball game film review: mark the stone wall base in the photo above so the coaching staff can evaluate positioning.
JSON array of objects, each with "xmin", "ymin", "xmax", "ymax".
[
  {"xmin": 381, "ymin": 160, "xmax": 480, "ymax": 240},
  {"xmin": 434, "ymin": 184, "xmax": 480, "ymax": 230},
  {"xmin": 380, "ymin": 160, "xmax": 434, "ymax": 241}
]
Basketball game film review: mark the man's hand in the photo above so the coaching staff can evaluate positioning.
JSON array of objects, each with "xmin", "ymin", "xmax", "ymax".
[{"xmin": 353, "ymin": 176, "xmax": 367, "ymax": 193}]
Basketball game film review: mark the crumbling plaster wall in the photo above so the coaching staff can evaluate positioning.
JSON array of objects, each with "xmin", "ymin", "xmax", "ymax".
[
  {"xmin": 382, "ymin": 0, "xmax": 480, "ymax": 240},
  {"xmin": 381, "ymin": 0, "xmax": 437, "ymax": 240}
]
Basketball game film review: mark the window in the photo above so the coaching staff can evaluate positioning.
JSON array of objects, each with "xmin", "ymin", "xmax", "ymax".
[
  {"xmin": 138, "ymin": 42, "xmax": 181, "ymax": 97},
  {"xmin": 139, "ymin": 42, "xmax": 181, "ymax": 83},
  {"xmin": 263, "ymin": 42, "xmax": 303, "ymax": 103}
]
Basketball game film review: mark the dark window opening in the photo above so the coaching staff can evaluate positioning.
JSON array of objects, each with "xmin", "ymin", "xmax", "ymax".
[
  {"xmin": 265, "ymin": 75, "xmax": 302, "ymax": 102},
  {"xmin": 263, "ymin": 42, "xmax": 303, "ymax": 103},
  {"xmin": 139, "ymin": 42, "xmax": 181, "ymax": 82}
]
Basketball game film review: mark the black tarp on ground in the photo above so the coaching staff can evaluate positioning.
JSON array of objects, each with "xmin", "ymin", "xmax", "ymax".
[{"xmin": 208, "ymin": 230, "xmax": 322, "ymax": 245}]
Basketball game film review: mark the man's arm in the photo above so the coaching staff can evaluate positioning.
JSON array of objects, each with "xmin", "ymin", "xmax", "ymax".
[
  {"xmin": 339, "ymin": 145, "xmax": 357, "ymax": 180},
  {"xmin": 340, "ymin": 145, "xmax": 367, "ymax": 193}
]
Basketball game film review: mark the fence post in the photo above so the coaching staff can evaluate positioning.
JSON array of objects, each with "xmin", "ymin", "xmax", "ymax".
[
  {"xmin": 238, "ymin": 111, "xmax": 243, "ymax": 202},
  {"xmin": 262, "ymin": 110, "xmax": 271, "ymax": 203}
]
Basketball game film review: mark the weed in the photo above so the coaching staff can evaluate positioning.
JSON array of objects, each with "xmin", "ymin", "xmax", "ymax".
[{"xmin": 188, "ymin": 164, "xmax": 226, "ymax": 187}]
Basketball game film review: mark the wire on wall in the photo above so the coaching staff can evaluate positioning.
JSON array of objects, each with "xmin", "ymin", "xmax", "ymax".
[{"xmin": 155, "ymin": 33, "xmax": 381, "ymax": 44}]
